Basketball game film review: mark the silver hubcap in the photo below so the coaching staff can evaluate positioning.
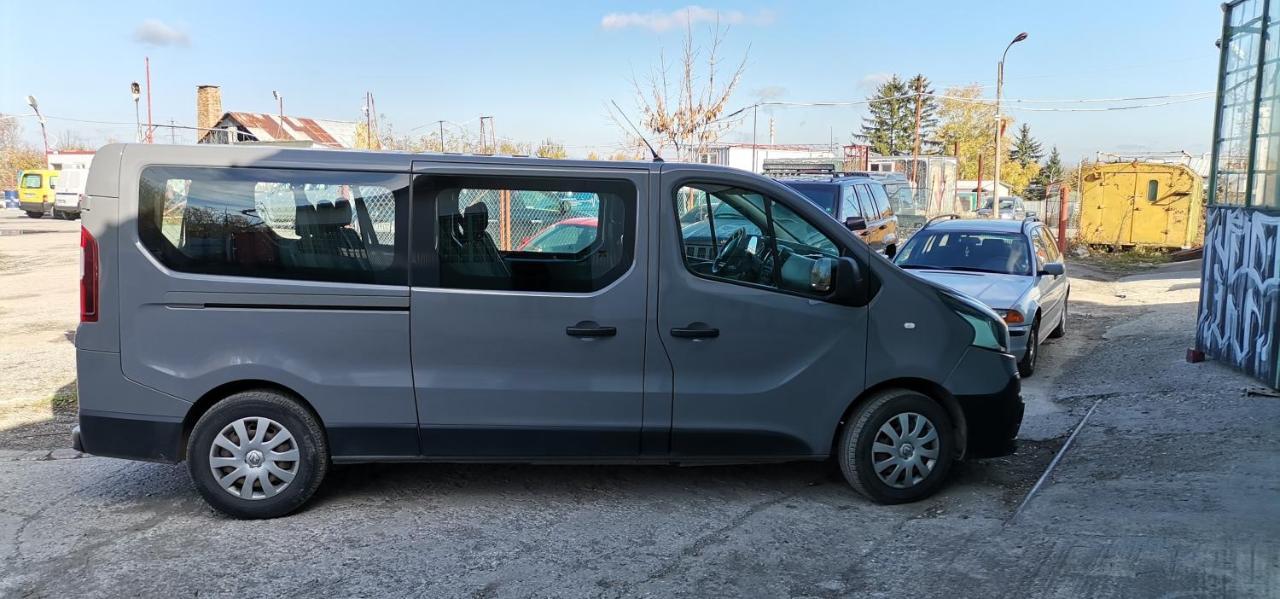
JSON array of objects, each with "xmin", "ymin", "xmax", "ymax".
[
  {"xmin": 209, "ymin": 417, "xmax": 300, "ymax": 500},
  {"xmin": 872, "ymin": 412, "xmax": 939, "ymax": 489}
]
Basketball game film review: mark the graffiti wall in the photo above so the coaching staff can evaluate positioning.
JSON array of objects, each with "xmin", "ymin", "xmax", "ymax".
[{"xmin": 1197, "ymin": 206, "xmax": 1280, "ymax": 387}]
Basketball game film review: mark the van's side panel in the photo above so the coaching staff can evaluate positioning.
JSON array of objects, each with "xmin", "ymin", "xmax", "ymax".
[{"xmin": 112, "ymin": 145, "xmax": 420, "ymax": 459}]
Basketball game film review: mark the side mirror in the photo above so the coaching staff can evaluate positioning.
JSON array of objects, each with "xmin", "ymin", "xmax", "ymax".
[
  {"xmin": 1040, "ymin": 262, "xmax": 1065, "ymax": 277},
  {"xmin": 883, "ymin": 244, "xmax": 897, "ymax": 260},
  {"xmin": 1026, "ymin": 211, "xmax": 1038, "ymax": 219},
  {"xmin": 833, "ymin": 256, "xmax": 869, "ymax": 305},
  {"xmin": 844, "ymin": 216, "xmax": 867, "ymax": 231},
  {"xmin": 810, "ymin": 257, "xmax": 836, "ymax": 293}
]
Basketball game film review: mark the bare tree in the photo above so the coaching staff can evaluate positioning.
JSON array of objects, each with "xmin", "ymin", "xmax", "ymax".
[
  {"xmin": 55, "ymin": 130, "xmax": 93, "ymax": 151},
  {"xmin": 0, "ymin": 117, "xmax": 45, "ymax": 190},
  {"xmin": 626, "ymin": 16, "xmax": 747, "ymax": 161}
]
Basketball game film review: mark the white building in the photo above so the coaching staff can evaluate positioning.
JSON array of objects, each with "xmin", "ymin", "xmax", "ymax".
[
  {"xmin": 696, "ymin": 143, "xmax": 836, "ymax": 174},
  {"xmin": 955, "ymin": 180, "xmax": 1011, "ymax": 197}
]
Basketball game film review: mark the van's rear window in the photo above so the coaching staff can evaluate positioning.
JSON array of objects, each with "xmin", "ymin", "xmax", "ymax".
[
  {"xmin": 21, "ymin": 174, "xmax": 42, "ymax": 188},
  {"xmin": 138, "ymin": 166, "xmax": 409, "ymax": 285}
]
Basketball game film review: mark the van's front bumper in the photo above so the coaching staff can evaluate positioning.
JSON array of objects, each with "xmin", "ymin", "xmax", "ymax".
[{"xmin": 944, "ymin": 347, "xmax": 1024, "ymax": 458}]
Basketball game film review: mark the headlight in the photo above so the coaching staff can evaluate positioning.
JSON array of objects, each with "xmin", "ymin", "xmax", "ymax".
[
  {"xmin": 993, "ymin": 309, "xmax": 1025, "ymax": 325},
  {"xmin": 940, "ymin": 291, "xmax": 1008, "ymax": 352}
]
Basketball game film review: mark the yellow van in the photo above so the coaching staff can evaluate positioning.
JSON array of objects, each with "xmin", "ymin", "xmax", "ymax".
[{"xmin": 18, "ymin": 168, "xmax": 58, "ymax": 218}]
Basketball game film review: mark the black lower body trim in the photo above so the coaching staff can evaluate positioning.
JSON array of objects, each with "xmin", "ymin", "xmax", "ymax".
[
  {"xmin": 328, "ymin": 425, "xmax": 420, "ymax": 458},
  {"xmin": 78, "ymin": 411, "xmax": 184, "ymax": 463},
  {"xmin": 418, "ymin": 425, "xmax": 640, "ymax": 457}
]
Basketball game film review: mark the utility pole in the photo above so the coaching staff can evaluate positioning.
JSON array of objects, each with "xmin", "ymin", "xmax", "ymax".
[
  {"xmin": 145, "ymin": 57, "xmax": 153, "ymax": 143},
  {"xmin": 751, "ymin": 104, "xmax": 759, "ymax": 173},
  {"xmin": 170, "ymin": 119, "xmax": 176, "ymax": 143},
  {"xmin": 912, "ymin": 78, "xmax": 923, "ymax": 184},
  {"xmin": 975, "ymin": 153, "xmax": 985, "ymax": 212},
  {"xmin": 992, "ymin": 32, "xmax": 1028, "ymax": 217},
  {"xmin": 437, "ymin": 121, "xmax": 446, "ymax": 152}
]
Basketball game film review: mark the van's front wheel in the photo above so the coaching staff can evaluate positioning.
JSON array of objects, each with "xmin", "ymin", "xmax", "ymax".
[
  {"xmin": 187, "ymin": 390, "xmax": 328, "ymax": 519},
  {"xmin": 837, "ymin": 389, "xmax": 956, "ymax": 504}
]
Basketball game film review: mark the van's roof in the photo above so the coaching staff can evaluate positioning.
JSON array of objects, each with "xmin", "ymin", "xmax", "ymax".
[{"xmin": 96, "ymin": 142, "xmax": 685, "ymax": 172}]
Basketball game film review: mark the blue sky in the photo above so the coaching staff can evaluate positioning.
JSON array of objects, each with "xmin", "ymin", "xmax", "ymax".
[{"xmin": 1, "ymin": 1, "xmax": 1221, "ymax": 163}]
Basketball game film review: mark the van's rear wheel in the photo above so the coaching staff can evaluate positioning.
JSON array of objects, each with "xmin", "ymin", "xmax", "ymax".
[
  {"xmin": 187, "ymin": 390, "xmax": 328, "ymax": 519},
  {"xmin": 837, "ymin": 389, "xmax": 955, "ymax": 504},
  {"xmin": 25, "ymin": 211, "xmax": 42, "ymax": 219}
]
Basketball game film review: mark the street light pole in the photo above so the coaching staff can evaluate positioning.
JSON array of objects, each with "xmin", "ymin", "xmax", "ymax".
[
  {"xmin": 992, "ymin": 32, "xmax": 1028, "ymax": 217},
  {"xmin": 131, "ymin": 82, "xmax": 142, "ymax": 142},
  {"xmin": 26, "ymin": 95, "xmax": 48, "ymax": 159},
  {"xmin": 272, "ymin": 91, "xmax": 284, "ymax": 138}
]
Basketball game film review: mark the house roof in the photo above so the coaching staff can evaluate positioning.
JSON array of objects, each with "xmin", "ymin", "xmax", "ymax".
[{"xmin": 204, "ymin": 112, "xmax": 359, "ymax": 148}]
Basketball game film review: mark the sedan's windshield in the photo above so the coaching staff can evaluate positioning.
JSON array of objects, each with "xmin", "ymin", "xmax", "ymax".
[{"xmin": 894, "ymin": 230, "xmax": 1032, "ymax": 275}]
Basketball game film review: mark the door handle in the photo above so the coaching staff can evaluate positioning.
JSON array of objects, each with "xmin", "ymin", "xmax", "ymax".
[
  {"xmin": 670, "ymin": 323, "xmax": 719, "ymax": 339},
  {"xmin": 566, "ymin": 322, "xmax": 616, "ymax": 337}
]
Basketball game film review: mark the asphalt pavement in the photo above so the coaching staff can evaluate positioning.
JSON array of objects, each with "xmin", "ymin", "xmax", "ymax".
[{"xmin": 0, "ymin": 211, "xmax": 1274, "ymax": 597}]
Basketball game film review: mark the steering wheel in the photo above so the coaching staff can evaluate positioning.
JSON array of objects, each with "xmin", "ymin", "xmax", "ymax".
[{"xmin": 712, "ymin": 227, "xmax": 749, "ymax": 275}]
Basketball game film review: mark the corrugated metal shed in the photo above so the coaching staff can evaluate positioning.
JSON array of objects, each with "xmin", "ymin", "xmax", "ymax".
[{"xmin": 200, "ymin": 112, "xmax": 358, "ymax": 148}]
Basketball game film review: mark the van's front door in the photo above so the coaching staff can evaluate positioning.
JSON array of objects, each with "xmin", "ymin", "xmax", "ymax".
[
  {"xmin": 409, "ymin": 163, "xmax": 650, "ymax": 457},
  {"xmin": 657, "ymin": 168, "xmax": 870, "ymax": 458}
]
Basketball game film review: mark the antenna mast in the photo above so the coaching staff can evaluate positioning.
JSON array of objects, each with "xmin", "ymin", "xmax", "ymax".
[{"xmin": 610, "ymin": 100, "xmax": 662, "ymax": 162}]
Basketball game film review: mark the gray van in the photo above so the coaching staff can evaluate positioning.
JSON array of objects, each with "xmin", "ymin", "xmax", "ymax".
[{"xmin": 73, "ymin": 144, "xmax": 1023, "ymax": 518}]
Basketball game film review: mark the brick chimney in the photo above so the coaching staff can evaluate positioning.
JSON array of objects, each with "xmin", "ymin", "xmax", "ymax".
[{"xmin": 196, "ymin": 85, "xmax": 222, "ymax": 136}]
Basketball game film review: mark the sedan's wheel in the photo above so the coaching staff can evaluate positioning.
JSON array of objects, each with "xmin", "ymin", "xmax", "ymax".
[
  {"xmin": 188, "ymin": 390, "xmax": 327, "ymax": 519},
  {"xmin": 838, "ymin": 389, "xmax": 955, "ymax": 504},
  {"xmin": 1018, "ymin": 321, "xmax": 1039, "ymax": 377}
]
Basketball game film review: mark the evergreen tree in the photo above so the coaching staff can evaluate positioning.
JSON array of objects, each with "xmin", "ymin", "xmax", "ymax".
[
  {"xmin": 1010, "ymin": 123, "xmax": 1043, "ymax": 167},
  {"xmin": 907, "ymin": 74, "xmax": 940, "ymax": 154},
  {"xmin": 859, "ymin": 75, "xmax": 914, "ymax": 155},
  {"xmin": 1027, "ymin": 146, "xmax": 1064, "ymax": 201},
  {"xmin": 1040, "ymin": 146, "xmax": 1064, "ymax": 182}
]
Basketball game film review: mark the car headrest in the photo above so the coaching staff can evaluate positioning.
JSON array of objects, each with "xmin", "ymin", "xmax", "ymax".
[
  {"xmin": 464, "ymin": 202, "xmax": 490, "ymax": 235},
  {"xmin": 296, "ymin": 199, "xmax": 352, "ymax": 234}
]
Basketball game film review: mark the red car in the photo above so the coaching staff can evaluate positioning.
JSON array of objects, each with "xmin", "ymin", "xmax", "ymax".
[{"xmin": 517, "ymin": 217, "xmax": 598, "ymax": 252}]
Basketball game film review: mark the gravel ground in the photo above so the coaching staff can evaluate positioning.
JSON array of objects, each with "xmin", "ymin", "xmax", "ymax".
[
  {"xmin": 0, "ymin": 210, "xmax": 79, "ymax": 451},
  {"xmin": 0, "ymin": 208, "xmax": 1275, "ymax": 597}
]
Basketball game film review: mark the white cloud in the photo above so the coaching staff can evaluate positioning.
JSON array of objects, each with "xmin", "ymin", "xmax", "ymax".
[
  {"xmin": 857, "ymin": 73, "xmax": 893, "ymax": 92},
  {"xmin": 601, "ymin": 6, "xmax": 775, "ymax": 32},
  {"xmin": 132, "ymin": 19, "xmax": 190, "ymax": 47}
]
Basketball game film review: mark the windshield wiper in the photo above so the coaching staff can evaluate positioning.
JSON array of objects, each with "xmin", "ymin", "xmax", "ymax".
[{"xmin": 935, "ymin": 265, "xmax": 1006, "ymax": 274}]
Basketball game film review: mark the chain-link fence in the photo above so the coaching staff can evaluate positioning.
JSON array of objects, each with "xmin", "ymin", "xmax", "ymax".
[{"xmin": 455, "ymin": 189, "xmax": 596, "ymax": 251}]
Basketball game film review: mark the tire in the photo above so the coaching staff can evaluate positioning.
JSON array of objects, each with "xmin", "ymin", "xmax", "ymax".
[
  {"xmin": 1049, "ymin": 298, "xmax": 1067, "ymax": 339},
  {"xmin": 1018, "ymin": 320, "xmax": 1039, "ymax": 377},
  {"xmin": 25, "ymin": 211, "xmax": 42, "ymax": 219},
  {"xmin": 837, "ymin": 389, "xmax": 956, "ymax": 504},
  {"xmin": 51, "ymin": 208, "xmax": 61, "ymax": 220},
  {"xmin": 187, "ymin": 390, "xmax": 328, "ymax": 519}
]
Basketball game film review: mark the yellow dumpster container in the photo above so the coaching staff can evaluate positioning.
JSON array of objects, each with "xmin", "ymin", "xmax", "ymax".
[{"xmin": 1079, "ymin": 162, "xmax": 1204, "ymax": 249}]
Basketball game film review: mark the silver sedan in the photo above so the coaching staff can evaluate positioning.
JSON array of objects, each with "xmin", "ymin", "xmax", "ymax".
[{"xmin": 892, "ymin": 217, "xmax": 1069, "ymax": 377}]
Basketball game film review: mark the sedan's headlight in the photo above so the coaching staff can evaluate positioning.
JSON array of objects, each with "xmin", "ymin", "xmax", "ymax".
[
  {"xmin": 993, "ymin": 309, "xmax": 1025, "ymax": 325},
  {"xmin": 940, "ymin": 291, "xmax": 1008, "ymax": 352}
]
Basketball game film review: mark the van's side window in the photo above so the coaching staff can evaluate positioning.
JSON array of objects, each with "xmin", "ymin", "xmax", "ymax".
[
  {"xmin": 675, "ymin": 184, "xmax": 838, "ymax": 296},
  {"xmin": 423, "ymin": 175, "xmax": 635, "ymax": 293},
  {"xmin": 869, "ymin": 183, "xmax": 892, "ymax": 217},
  {"xmin": 138, "ymin": 166, "xmax": 408, "ymax": 285}
]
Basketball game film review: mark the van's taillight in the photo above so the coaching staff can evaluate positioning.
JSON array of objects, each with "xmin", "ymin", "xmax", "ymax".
[{"xmin": 80, "ymin": 225, "xmax": 99, "ymax": 322}]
